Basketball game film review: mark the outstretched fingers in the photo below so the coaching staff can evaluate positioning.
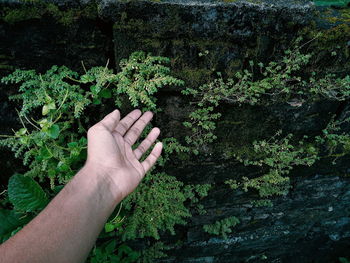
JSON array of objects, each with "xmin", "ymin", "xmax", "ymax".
[
  {"xmin": 134, "ymin": 127, "xmax": 160, "ymax": 160},
  {"xmin": 141, "ymin": 142, "xmax": 163, "ymax": 174},
  {"xmin": 123, "ymin": 111, "xmax": 153, "ymax": 146},
  {"xmin": 114, "ymin": 109, "xmax": 142, "ymax": 136}
]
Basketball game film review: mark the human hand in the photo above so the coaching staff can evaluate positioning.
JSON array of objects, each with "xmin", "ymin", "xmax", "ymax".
[{"xmin": 85, "ymin": 109, "xmax": 162, "ymax": 199}]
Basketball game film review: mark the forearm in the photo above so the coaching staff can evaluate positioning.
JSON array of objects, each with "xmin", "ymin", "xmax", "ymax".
[{"xmin": 0, "ymin": 164, "xmax": 121, "ymax": 263}]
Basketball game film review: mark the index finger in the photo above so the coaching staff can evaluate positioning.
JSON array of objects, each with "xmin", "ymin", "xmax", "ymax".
[
  {"xmin": 123, "ymin": 111, "xmax": 153, "ymax": 146},
  {"xmin": 114, "ymin": 109, "xmax": 142, "ymax": 136}
]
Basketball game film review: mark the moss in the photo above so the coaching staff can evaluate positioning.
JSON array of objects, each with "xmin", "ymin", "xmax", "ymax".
[
  {"xmin": 0, "ymin": 2, "xmax": 98, "ymax": 26},
  {"xmin": 222, "ymin": 143, "xmax": 256, "ymax": 160},
  {"xmin": 176, "ymin": 67, "xmax": 213, "ymax": 87},
  {"xmin": 114, "ymin": 17, "xmax": 150, "ymax": 35},
  {"xmin": 0, "ymin": 65, "xmax": 14, "ymax": 70},
  {"xmin": 226, "ymin": 59, "xmax": 243, "ymax": 77},
  {"xmin": 2, "ymin": 7, "xmax": 42, "ymax": 24},
  {"xmin": 141, "ymin": 38, "xmax": 163, "ymax": 49},
  {"xmin": 299, "ymin": 9, "xmax": 350, "ymax": 72}
]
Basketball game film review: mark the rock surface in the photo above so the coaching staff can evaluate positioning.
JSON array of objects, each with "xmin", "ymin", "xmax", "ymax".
[
  {"xmin": 0, "ymin": 0, "xmax": 350, "ymax": 262},
  {"xmin": 160, "ymin": 174, "xmax": 350, "ymax": 263}
]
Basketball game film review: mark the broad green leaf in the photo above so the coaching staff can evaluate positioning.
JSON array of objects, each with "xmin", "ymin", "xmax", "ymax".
[
  {"xmin": 93, "ymin": 98, "xmax": 101, "ymax": 105},
  {"xmin": 104, "ymin": 222, "xmax": 115, "ymax": 233},
  {"xmin": 100, "ymin": 89, "xmax": 112, "ymax": 99},
  {"xmin": 8, "ymin": 174, "xmax": 49, "ymax": 212},
  {"xmin": 0, "ymin": 209, "xmax": 24, "ymax": 237},
  {"xmin": 38, "ymin": 146, "xmax": 53, "ymax": 160},
  {"xmin": 47, "ymin": 124, "xmax": 60, "ymax": 139}
]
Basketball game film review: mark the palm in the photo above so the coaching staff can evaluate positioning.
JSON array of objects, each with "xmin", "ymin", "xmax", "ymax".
[{"xmin": 86, "ymin": 110, "xmax": 162, "ymax": 197}]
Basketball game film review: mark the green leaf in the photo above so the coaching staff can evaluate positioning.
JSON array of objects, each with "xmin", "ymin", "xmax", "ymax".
[
  {"xmin": 67, "ymin": 142, "xmax": 78, "ymax": 148},
  {"xmin": 47, "ymin": 124, "xmax": 60, "ymax": 139},
  {"xmin": 104, "ymin": 222, "xmax": 115, "ymax": 233},
  {"xmin": 0, "ymin": 209, "xmax": 24, "ymax": 237},
  {"xmin": 99, "ymin": 89, "xmax": 112, "ymax": 99},
  {"xmin": 38, "ymin": 146, "xmax": 53, "ymax": 160},
  {"xmin": 57, "ymin": 161, "xmax": 70, "ymax": 172},
  {"xmin": 42, "ymin": 102, "xmax": 56, "ymax": 116},
  {"xmin": 105, "ymin": 240, "xmax": 116, "ymax": 254},
  {"xmin": 93, "ymin": 98, "xmax": 101, "ymax": 105},
  {"xmin": 38, "ymin": 118, "xmax": 49, "ymax": 128},
  {"xmin": 15, "ymin": 128, "xmax": 27, "ymax": 136},
  {"xmin": 8, "ymin": 174, "xmax": 49, "ymax": 212},
  {"xmin": 90, "ymin": 85, "xmax": 101, "ymax": 94},
  {"xmin": 80, "ymin": 74, "xmax": 95, "ymax": 83}
]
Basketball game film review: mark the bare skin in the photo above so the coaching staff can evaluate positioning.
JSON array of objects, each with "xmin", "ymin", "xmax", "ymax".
[{"xmin": 0, "ymin": 109, "xmax": 163, "ymax": 263}]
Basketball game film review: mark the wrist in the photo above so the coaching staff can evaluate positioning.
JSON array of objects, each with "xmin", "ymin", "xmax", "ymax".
[{"xmin": 78, "ymin": 163, "xmax": 124, "ymax": 204}]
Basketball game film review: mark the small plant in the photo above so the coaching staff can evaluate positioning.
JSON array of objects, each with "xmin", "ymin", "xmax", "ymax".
[
  {"xmin": 203, "ymin": 216, "xmax": 240, "ymax": 239},
  {"xmin": 121, "ymin": 172, "xmax": 191, "ymax": 241},
  {"xmin": 90, "ymin": 241, "xmax": 140, "ymax": 263},
  {"xmin": 228, "ymin": 132, "xmax": 318, "ymax": 197},
  {"xmin": 316, "ymin": 116, "xmax": 350, "ymax": 163}
]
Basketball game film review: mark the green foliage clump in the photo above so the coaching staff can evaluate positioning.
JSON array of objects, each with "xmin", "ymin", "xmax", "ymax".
[
  {"xmin": 203, "ymin": 216, "xmax": 240, "ymax": 239},
  {"xmin": 182, "ymin": 41, "xmax": 350, "ymax": 156},
  {"xmin": 0, "ymin": 2, "xmax": 98, "ymax": 26},
  {"xmin": 2, "ymin": 38, "xmax": 350, "ymax": 261},
  {"xmin": 183, "ymin": 183, "xmax": 212, "ymax": 215},
  {"xmin": 90, "ymin": 241, "xmax": 140, "ymax": 263},
  {"xmin": 228, "ymin": 132, "xmax": 318, "ymax": 197},
  {"xmin": 0, "ymin": 52, "xmax": 184, "ymax": 187},
  {"xmin": 0, "ymin": 174, "xmax": 47, "ymax": 242},
  {"xmin": 0, "ymin": 51, "xmax": 194, "ymax": 261},
  {"xmin": 310, "ymin": 74, "xmax": 350, "ymax": 101},
  {"xmin": 316, "ymin": 117, "xmax": 350, "ymax": 163},
  {"xmin": 137, "ymin": 242, "xmax": 169, "ymax": 263},
  {"xmin": 115, "ymin": 52, "xmax": 184, "ymax": 111},
  {"xmin": 121, "ymin": 173, "xmax": 191, "ymax": 240}
]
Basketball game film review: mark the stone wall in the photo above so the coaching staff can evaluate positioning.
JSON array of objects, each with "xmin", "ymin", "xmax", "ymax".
[{"xmin": 0, "ymin": 0, "xmax": 350, "ymax": 262}]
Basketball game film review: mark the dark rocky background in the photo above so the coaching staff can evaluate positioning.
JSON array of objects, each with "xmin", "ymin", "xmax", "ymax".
[{"xmin": 0, "ymin": 0, "xmax": 350, "ymax": 262}]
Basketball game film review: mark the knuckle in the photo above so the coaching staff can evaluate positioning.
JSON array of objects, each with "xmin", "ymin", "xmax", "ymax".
[
  {"xmin": 87, "ymin": 125, "xmax": 97, "ymax": 135},
  {"xmin": 125, "ymin": 137, "xmax": 133, "ymax": 145},
  {"xmin": 138, "ymin": 144, "xmax": 146, "ymax": 154},
  {"xmin": 119, "ymin": 122, "xmax": 128, "ymax": 133},
  {"xmin": 139, "ymin": 118, "xmax": 148, "ymax": 126},
  {"xmin": 131, "ymin": 127, "xmax": 141, "ymax": 136},
  {"xmin": 144, "ymin": 138, "xmax": 152, "ymax": 146}
]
